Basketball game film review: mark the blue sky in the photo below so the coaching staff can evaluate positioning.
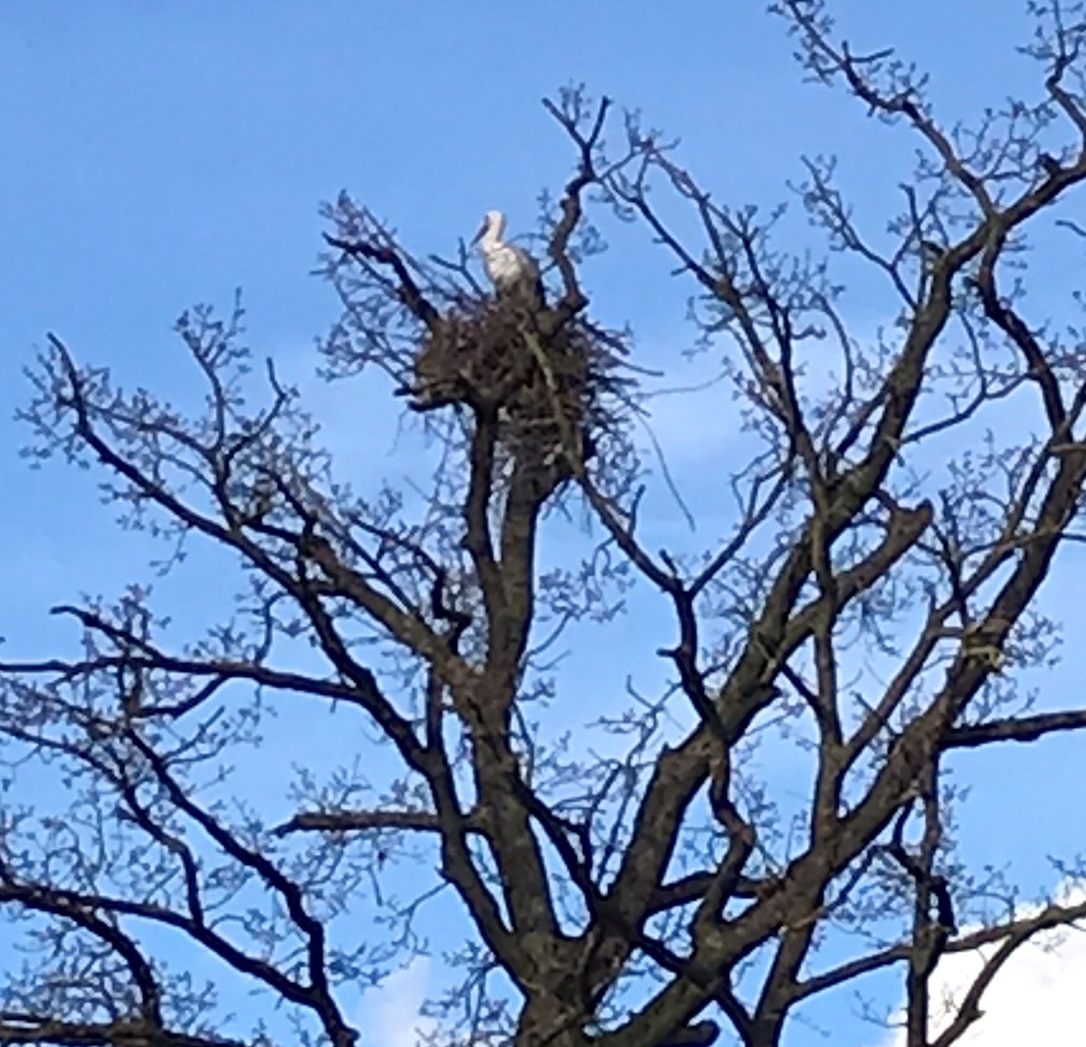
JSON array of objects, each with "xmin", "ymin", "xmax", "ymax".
[{"xmin": 2, "ymin": 3, "xmax": 1085, "ymax": 1046}]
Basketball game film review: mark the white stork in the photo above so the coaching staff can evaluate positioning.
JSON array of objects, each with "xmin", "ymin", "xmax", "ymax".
[{"xmin": 473, "ymin": 210, "xmax": 544, "ymax": 305}]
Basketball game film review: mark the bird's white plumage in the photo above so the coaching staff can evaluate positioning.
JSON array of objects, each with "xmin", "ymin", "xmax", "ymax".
[{"xmin": 474, "ymin": 210, "xmax": 542, "ymax": 298}]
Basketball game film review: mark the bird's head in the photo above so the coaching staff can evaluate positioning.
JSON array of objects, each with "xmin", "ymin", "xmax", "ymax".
[{"xmin": 473, "ymin": 209, "xmax": 505, "ymax": 244}]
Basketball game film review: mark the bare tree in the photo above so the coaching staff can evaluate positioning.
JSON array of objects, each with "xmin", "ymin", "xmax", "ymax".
[{"xmin": 4, "ymin": 4, "xmax": 1086, "ymax": 1047}]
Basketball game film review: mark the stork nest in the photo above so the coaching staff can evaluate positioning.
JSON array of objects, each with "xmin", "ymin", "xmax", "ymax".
[{"xmin": 408, "ymin": 294, "xmax": 632, "ymax": 467}]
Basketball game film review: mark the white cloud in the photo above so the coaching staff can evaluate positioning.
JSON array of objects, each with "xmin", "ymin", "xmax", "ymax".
[
  {"xmin": 873, "ymin": 884, "xmax": 1086, "ymax": 1046},
  {"xmin": 359, "ymin": 957, "xmax": 438, "ymax": 1047}
]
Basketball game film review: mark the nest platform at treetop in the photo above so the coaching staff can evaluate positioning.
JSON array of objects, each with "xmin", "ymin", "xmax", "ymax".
[{"xmin": 409, "ymin": 293, "xmax": 634, "ymax": 468}]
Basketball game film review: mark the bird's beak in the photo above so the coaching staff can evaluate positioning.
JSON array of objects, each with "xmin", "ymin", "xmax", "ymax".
[{"xmin": 471, "ymin": 219, "xmax": 488, "ymax": 245}]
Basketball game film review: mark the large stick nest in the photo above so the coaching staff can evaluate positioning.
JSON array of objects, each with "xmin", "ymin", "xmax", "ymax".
[{"xmin": 409, "ymin": 293, "xmax": 634, "ymax": 465}]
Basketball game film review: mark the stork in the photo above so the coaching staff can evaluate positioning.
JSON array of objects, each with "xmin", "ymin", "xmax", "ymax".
[{"xmin": 473, "ymin": 210, "xmax": 545, "ymax": 305}]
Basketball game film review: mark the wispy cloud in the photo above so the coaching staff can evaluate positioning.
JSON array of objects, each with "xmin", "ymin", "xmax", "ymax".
[
  {"xmin": 359, "ymin": 957, "xmax": 438, "ymax": 1047},
  {"xmin": 872, "ymin": 882, "xmax": 1086, "ymax": 1046}
]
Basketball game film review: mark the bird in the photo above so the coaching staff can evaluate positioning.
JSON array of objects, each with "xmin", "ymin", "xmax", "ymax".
[{"xmin": 473, "ymin": 209, "xmax": 545, "ymax": 304}]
